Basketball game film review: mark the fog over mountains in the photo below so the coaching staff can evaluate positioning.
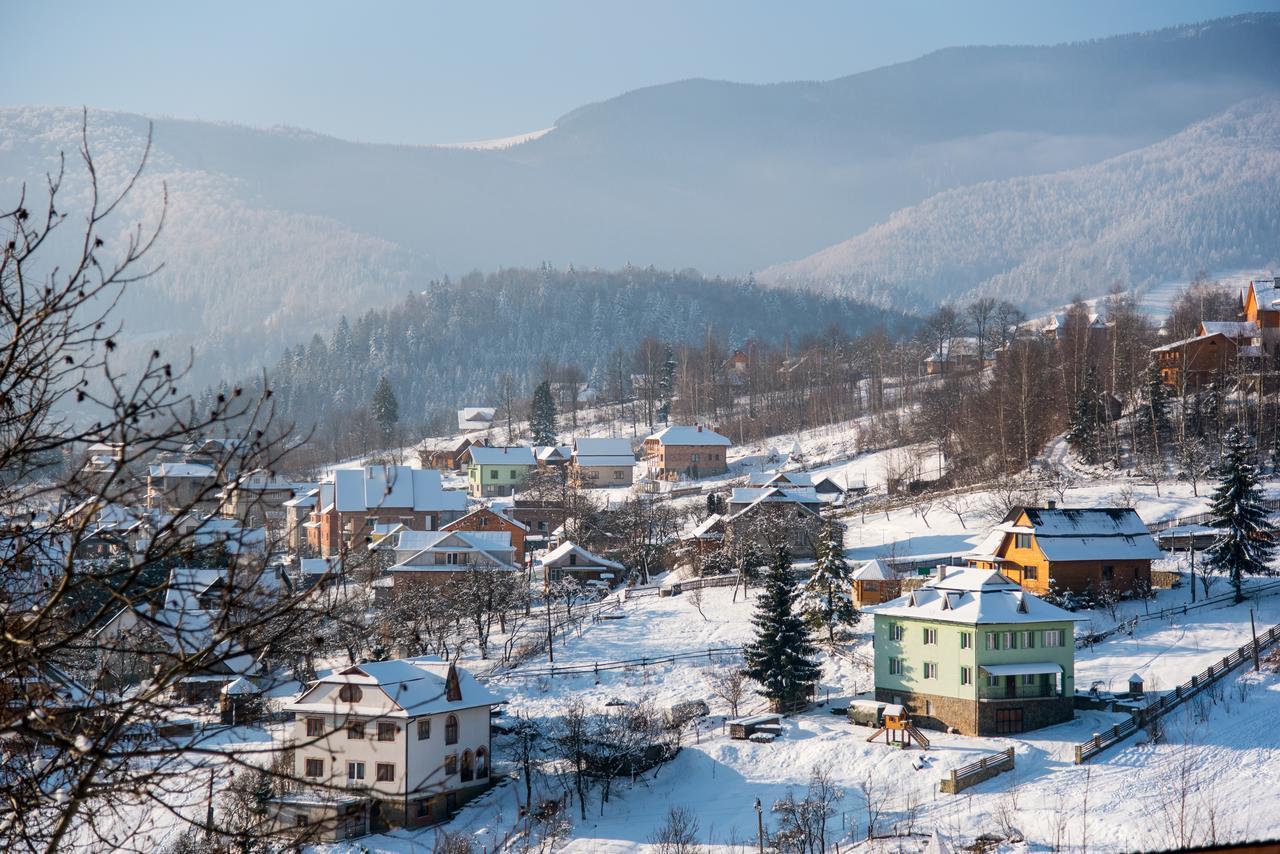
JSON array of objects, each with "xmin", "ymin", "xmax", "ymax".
[{"xmin": 1, "ymin": 13, "xmax": 1277, "ymax": 382}]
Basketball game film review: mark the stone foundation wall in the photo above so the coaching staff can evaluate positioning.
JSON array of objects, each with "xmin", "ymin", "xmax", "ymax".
[
  {"xmin": 874, "ymin": 688, "xmax": 977, "ymax": 735},
  {"xmin": 976, "ymin": 696, "xmax": 1073, "ymax": 734}
]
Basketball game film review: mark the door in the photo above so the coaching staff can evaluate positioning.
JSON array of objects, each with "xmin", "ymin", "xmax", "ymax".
[
  {"xmin": 1005, "ymin": 675, "xmax": 1016, "ymax": 698},
  {"xmin": 995, "ymin": 708, "xmax": 1023, "ymax": 734}
]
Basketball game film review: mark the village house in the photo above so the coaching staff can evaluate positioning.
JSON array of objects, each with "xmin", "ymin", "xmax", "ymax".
[
  {"xmin": 416, "ymin": 436, "xmax": 476, "ymax": 471},
  {"xmin": 283, "ymin": 488, "xmax": 319, "ymax": 554},
  {"xmin": 680, "ymin": 513, "xmax": 725, "ymax": 569},
  {"xmin": 642, "ymin": 424, "xmax": 731, "ymax": 479},
  {"xmin": 965, "ymin": 505, "xmax": 1161, "ymax": 597},
  {"xmin": 570, "ymin": 437, "xmax": 635, "ymax": 488},
  {"xmin": 874, "ymin": 566, "xmax": 1083, "ymax": 735},
  {"xmin": 508, "ymin": 498, "xmax": 567, "ymax": 549},
  {"xmin": 921, "ymin": 337, "xmax": 991, "ymax": 376},
  {"xmin": 441, "ymin": 506, "xmax": 528, "ymax": 556},
  {"xmin": 278, "ymin": 657, "xmax": 503, "ymax": 839},
  {"xmin": 383, "ymin": 529, "xmax": 519, "ymax": 594},
  {"xmin": 146, "ymin": 460, "xmax": 223, "ymax": 513},
  {"xmin": 220, "ymin": 468, "xmax": 297, "ymax": 529},
  {"xmin": 536, "ymin": 540, "xmax": 625, "ymax": 590},
  {"xmin": 1243, "ymin": 276, "xmax": 1280, "ymax": 357},
  {"xmin": 533, "ymin": 445, "xmax": 572, "ymax": 471},
  {"xmin": 466, "ymin": 446, "xmax": 536, "ymax": 498},
  {"xmin": 309, "ymin": 466, "xmax": 468, "ymax": 557},
  {"xmin": 1151, "ymin": 325, "xmax": 1250, "ymax": 389},
  {"xmin": 851, "ymin": 558, "xmax": 902, "ymax": 608},
  {"xmin": 457, "ymin": 407, "xmax": 497, "ymax": 434},
  {"xmin": 747, "ymin": 469, "xmax": 868, "ymax": 505},
  {"xmin": 723, "ymin": 485, "xmax": 824, "ymax": 558}
]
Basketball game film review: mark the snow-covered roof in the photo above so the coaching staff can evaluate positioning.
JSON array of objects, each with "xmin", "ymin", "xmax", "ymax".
[
  {"xmin": 391, "ymin": 530, "xmax": 517, "ymax": 571},
  {"xmin": 852, "ymin": 559, "xmax": 895, "ymax": 581},
  {"xmin": 875, "ymin": 567, "xmax": 1084, "ymax": 625},
  {"xmin": 331, "ymin": 465, "xmax": 467, "ymax": 513},
  {"xmin": 282, "ymin": 488, "xmax": 319, "ymax": 509},
  {"xmin": 573, "ymin": 437, "xmax": 633, "ymax": 458},
  {"xmin": 445, "ymin": 507, "xmax": 529, "ymax": 531},
  {"xmin": 457, "ymin": 407, "xmax": 496, "ymax": 431},
  {"xmin": 468, "ymin": 446, "xmax": 536, "ymax": 466},
  {"xmin": 994, "ymin": 507, "xmax": 1163, "ymax": 562},
  {"xmin": 689, "ymin": 514, "xmax": 724, "ymax": 539},
  {"xmin": 1200, "ymin": 320, "xmax": 1259, "ymax": 339},
  {"xmin": 148, "ymin": 461, "xmax": 216, "ymax": 479},
  {"xmin": 286, "ymin": 656, "xmax": 504, "ymax": 718},
  {"xmin": 300, "ymin": 556, "xmax": 341, "ymax": 576},
  {"xmin": 979, "ymin": 662, "xmax": 1063, "ymax": 677},
  {"xmin": 535, "ymin": 445, "xmax": 572, "ymax": 462},
  {"xmin": 924, "ymin": 337, "xmax": 982, "ymax": 362},
  {"xmin": 729, "ymin": 486, "xmax": 820, "ymax": 507},
  {"xmin": 746, "ymin": 471, "xmax": 813, "ymax": 487},
  {"xmin": 645, "ymin": 425, "xmax": 731, "ymax": 447},
  {"xmin": 575, "ymin": 455, "xmax": 637, "ymax": 468},
  {"xmin": 538, "ymin": 540, "xmax": 625, "ymax": 571}
]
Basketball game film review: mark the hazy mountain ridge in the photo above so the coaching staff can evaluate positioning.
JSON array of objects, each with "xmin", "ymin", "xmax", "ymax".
[
  {"xmin": 1, "ymin": 14, "xmax": 1276, "ymax": 381},
  {"xmin": 760, "ymin": 98, "xmax": 1280, "ymax": 310}
]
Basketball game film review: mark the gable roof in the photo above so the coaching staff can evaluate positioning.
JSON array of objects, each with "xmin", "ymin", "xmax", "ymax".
[
  {"xmin": 1001, "ymin": 507, "xmax": 1162, "ymax": 562},
  {"xmin": 148, "ymin": 461, "xmax": 216, "ymax": 479},
  {"xmin": 538, "ymin": 540, "xmax": 625, "ymax": 570},
  {"xmin": 573, "ymin": 438, "xmax": 633, "ymax": 457},
  {"xmin": 747, "ymin": 471, "xmax": 814, "ymax": 487},
  {"xmin": 852, "ymin": 558, "xmax": 895, "ymax": 581},
  {"xmin": 468, "ymin": 446, "xmax": 537, "ymax": 466},
  {"xmin": 645, "ymin": 425, "xmax": 731, "ymax": 447},
  {"xmin": 444, "ymin": 506, "xmax": 529, "ymax": 532},
  {"xmin": 1200, "ymin": 320, "xmax": 1260, "ymax": 339},
  {"xmin": 390, "ymin": 529, "xmax": 518, "ymax": 571},
  {"xmin": 458, "ymin": 407, "xmax": 496, "ymax": 431},
  {"xmin": 286, "ymin": 656, "xmax": 504, "ymax": 718}
]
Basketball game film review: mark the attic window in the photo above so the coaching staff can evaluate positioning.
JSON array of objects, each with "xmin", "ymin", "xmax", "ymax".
[
  {"xmin": 338, "ymin": 684, "xmax": 363, "ymax": 703},
  {"xmin": 445, "ymin": 664, "xmax": 462, "ymax": 702}
]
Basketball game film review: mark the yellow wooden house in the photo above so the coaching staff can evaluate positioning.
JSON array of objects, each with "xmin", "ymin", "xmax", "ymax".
[{"xmin": 965, "ymin": 505, "xmax": 1161, "ymax": 597}]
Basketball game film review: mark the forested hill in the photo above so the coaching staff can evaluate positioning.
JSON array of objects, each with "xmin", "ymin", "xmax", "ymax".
[
  {"xmin": 760, "ymin": 99, "xmax": 1280, "ymax": 310},
  {"xmin": 228, "ymin": 267, "xmax": 910, "ymax": 441}
]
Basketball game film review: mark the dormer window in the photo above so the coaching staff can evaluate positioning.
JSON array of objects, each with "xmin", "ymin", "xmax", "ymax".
[
  {"xmin": 569, "ymin": 553, "xmax": 578, "ymax": 566},
  {"xmin": 338, "ymin": 684, "xmax": 363, "ymax": 703}
]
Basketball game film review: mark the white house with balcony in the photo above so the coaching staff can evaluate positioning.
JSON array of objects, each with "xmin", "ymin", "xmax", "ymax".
[{"xmin": 277, "ymin": 656, "xmax": 503, "ymax": 839}]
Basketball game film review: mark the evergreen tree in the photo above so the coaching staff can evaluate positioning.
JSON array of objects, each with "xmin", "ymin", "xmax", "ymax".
[
  {"xmin": 1065, "ymin": 366, "xmax": 1104, "ymax": 464},
  {"xmin": 530, "ymin": 380, "xmax": 557, "ymax": 446},
  {"xmin": 371, "ymin": 375, "xmax": 399, "ymax": 440},
  {"xmin": 656, "ymin": 343, "xmax": 676, "ymax": 422},
  {"xmin": 743, "ymin": 545, "xmax": 821, "ymax": 712},
  {"xmin": 798, "ymin": 520, "xmax": 859, "ymax": 643},
  {"xmin": 1206, "ymin": 428, "xmax": 1276, "ymax": 603}
]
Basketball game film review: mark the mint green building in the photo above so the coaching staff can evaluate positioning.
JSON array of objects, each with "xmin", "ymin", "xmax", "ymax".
[
  {"xmin": 873, "ymin": 566, "xmax": 1083, "ymax": 735},
  {"xmin": 466, "ymin": 446, "xmax": 536, "ymax": 498}
]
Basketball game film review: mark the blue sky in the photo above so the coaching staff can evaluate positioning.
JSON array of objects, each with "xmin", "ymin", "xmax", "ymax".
[{"xmin": 8, "ymin": 1, "xmax": 1278, "ymax": 144}]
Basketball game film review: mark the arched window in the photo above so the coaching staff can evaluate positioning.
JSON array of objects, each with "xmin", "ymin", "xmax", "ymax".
[
  {"xmin": 475, "ymin": 747, "xmax": 488, "ymax": 778},
  {"xmin": 445, "ymin": 714, "xmax": 458, "ymax": 745},
  {"xmin": 460, "ymin": 749, "xmax": 474, "ymax": 783},
  {"xmin": 338, "ymin": 684, "xmax": 363, "ymax": 703}
]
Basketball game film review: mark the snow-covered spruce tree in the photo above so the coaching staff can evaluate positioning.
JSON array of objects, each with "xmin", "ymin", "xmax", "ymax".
[
  {"xmin": 1137, "ymin": 362, "xmax": 1172, "ymax": 458},
  {"xmin": 530, "ymin": 379, "xmax": 557, "ymax": 445},
  {"xmin": 1206, "ymin": 427, "xmax": 1277, "ymax": 603},
  {"xmin": 744, "ymin": 545, "xmax": 821, "ymax": 712},
  {"xmin": 371, "ymin": 374, "xmax": 399, "ymax": 440},
  {"xmin": 798, "ymin": 519, "xmax": 859, "ymax": 644},
  {"xmin": 1065, "ymin": 366, "xmax": 1104, "ymax": 464}
]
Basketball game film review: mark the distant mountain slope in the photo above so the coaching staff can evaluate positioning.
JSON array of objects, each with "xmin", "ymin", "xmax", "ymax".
[
  {"xmin": 2, "ymin": 14, "xmax": 1276, "ymax": 378},
  {"xmin": 242, "ymin": 266, "xmax": 912, "ymax": 438},
  {"xmin": 760, "ymin": 99, "xmax": 1280, "ymax": 310}
]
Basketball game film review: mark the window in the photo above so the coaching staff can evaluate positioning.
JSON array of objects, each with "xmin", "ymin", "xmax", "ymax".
[
  {"xmin": 304, "ymin": 758, "xmax": 324, "ymax": 778},
  {"xmin": 569, "ymin": 553, "xmax": 578, "ymax": 566},
  {"xmin": 489, "ymin": 470, "xmax": 498, "ymax": 480},
  {"xmin": 1019, "ymin": 631, "xmax": 1034, "ymax": 649},
  {"xmin": 461, "ymin": 750, "xmax": 475, "ymax": 783},
  {"xmin": 1002, "ymin": 631, "xmax": 1014, "ymax": 650},
  {"xmin": 376, "ymin": 763, "xmax": 395, "ymax": 782},
  {"xmin": 1043, "ymin": 629, "xmax": 1063, "ymax": 648},
  {"xmin": 509, "ymin": 470, "xmax": 517, "ymax": 479},
  {"xmin": 446, "ymin": 552, "xmax": 462, "ymax": 565},
  {"xmin": 924, "ymin": 662, "xmax": 937, "ymax": 679},
  {"xmin": 1021, "ymin": 674, "xmax": 1037, "ymax": 686},
  {"xmin": 347, "ymin": 722, "xmax": 365, "ymax": 740},
  {"xmin": 691, "ymin": 453, "xmax": 700, "ymax": 462},
  {"xmin": 417, "ymin": 718, "xmax": 431, "ymax": 740},
  {"xmin": 1024, "ymin": 565, "xmax": 1038, "ymax": 581},
  {"xmin": 888, "ymin": 657, "xmax": 902, "ymax": 675},
  {"xmin": 1015, "ymin": 533, "xmax": 1032, "ymax": 549},
  {"xmin": 985, "ymin": 632, "xmax": 997, "ymax": 650},
  {"xmin": 960, "ymin": 666, "xmax": 972, "ymax": 685},
  {"xmin": 338, "ymin": 684, "xmax": 363, "ymax": 703},
  {"xmin": 987, "ymin": 673, "xmax": 1001, "ymax": 687},
  {"xmin": 445, "ymin": 714, "xmax": 459, "ymax": 745},
  {"xmin": 294, "ymin": 814, "xmax": 309, "ymax": 828},
  {"xmin": 890, "ymin": 623, "xmax": 905, "ymax": 641},
  {"xmin": 923, "ymin": 628, "xmax": 937, "ymax": 645},
  {"xmin": 960, "ymin": 632, "xmax": 971, "ymax": 649},
  {"xmin": 378, "ymin": 722, "xmax": 397, "ymax": 742},
  {"xmin": 347, "ymin": 761, "xmax": 365, "ymax": 781},
  {"xmin": 614, "ymin": 470, "xmax": 625, "ymax": 480},
  {"xmin": 306, "ymin": 717, "xmax": 323, "ymax": 737},
  {"xmin": 1103, "ymin": 564, "xmax": 1115, "ymax": 581},
  {"xmin": 924, "ymin": 700, "xmax": 933, "ymax": 716},
  {"xmin": 444, "ymin": 753, "xmax": 457, "ymax": 775},
  {"xmin": 476, "ymin": 747, "xmax": 489, "ymax": 777}
]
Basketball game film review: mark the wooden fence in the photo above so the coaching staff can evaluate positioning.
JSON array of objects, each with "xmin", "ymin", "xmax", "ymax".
[
  {"xmin": 940, "ymin": 747, "xmax": 1015, "ymax": 794},
  {"xmin": 495, "ymin": 646, "xmax": 744, "ymax": 680},
  {"xmin": 1073, "ymin": 622, "xmax": 1280, "ymax": 764}
]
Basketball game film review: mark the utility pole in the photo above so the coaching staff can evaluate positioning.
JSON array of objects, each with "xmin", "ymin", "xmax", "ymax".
[
  {"xmin": 1251, "ymin": 608, "xmax": 1260, "ymax": 672},
  {"xmin": 546, "ymin": 590, "xmax": 554, "ymax": 664},
  {"xmin": 755, "ymin": 797, "xmax": 764, "ymax": 854}
]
